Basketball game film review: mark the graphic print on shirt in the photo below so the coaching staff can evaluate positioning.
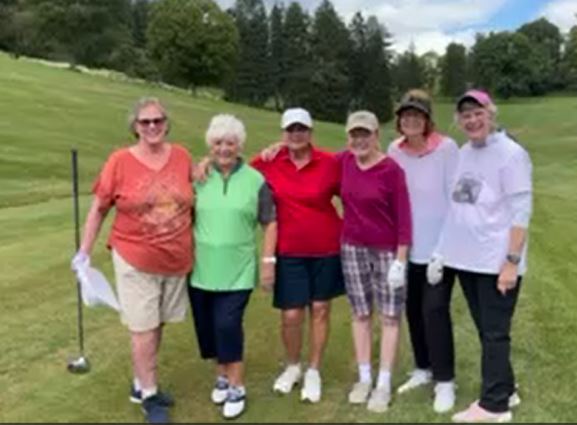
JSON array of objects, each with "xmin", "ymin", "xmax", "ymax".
[
  {"xmin": 452, "ymin": 172, "xmax": 483, "ymax": 204},
  {"xmin": 133, "ymin": 171, "xmax": 190, "ymax": 236}
]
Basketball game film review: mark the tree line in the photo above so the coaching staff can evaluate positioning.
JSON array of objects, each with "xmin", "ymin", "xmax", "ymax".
[{"xmin": 1, "ymin": 0, "xmax": 577, "ymax": 123}]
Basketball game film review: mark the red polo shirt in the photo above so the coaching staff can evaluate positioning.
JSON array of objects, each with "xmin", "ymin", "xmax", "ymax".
[{"xmin": 251, "ymin": 146, "xmax": 342, "ymax": 256}]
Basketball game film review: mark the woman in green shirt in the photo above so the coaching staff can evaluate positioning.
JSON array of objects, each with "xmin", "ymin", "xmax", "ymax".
[{"xmin": 189, "ymin": 114, "xmax": 277, "ymax": 420}]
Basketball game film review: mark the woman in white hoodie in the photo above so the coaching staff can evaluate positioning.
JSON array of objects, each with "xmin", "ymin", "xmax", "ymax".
[{"xmin": 387, "ymin": 89, "xmax": 460, "ymax": 413}]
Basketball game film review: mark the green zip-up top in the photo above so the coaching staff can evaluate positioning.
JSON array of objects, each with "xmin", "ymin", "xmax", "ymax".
[{"xmin": 191, "ymin": 160, "xmax": 266, "ymax": 291}]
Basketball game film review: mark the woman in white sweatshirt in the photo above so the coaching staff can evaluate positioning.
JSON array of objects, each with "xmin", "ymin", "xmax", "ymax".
[
  {"xmin": 387, "ymin": 89, "xmax": 460, "ymax": 413},
  {"xmin": 429, "ymin": 89, "xmax": 532, "ymax": 423}
]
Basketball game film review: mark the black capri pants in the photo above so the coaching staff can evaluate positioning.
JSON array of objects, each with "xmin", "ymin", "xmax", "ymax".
[{"xmin": 188, "ymin": 286, "xmax": 252, "ymax": 364}]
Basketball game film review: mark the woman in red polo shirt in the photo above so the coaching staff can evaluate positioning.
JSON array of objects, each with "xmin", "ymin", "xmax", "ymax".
[{"xmin": 251, "ymin": 108, "xmax": 345, "ymax": 404}]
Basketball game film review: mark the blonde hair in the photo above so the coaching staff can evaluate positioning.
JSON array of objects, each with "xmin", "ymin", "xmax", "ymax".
[
  {"xmin": 128, "ymin": 97, "xmax": 169, "ymax": 137},
  {"xmin": 205, "ymin": 114, "xmax": 246, "ymax": 148}
]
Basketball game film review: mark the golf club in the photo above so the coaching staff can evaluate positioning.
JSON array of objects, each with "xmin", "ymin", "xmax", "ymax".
[{"xmin": 67, "ymin": 149, "xmax": 90, "ymax": 374}]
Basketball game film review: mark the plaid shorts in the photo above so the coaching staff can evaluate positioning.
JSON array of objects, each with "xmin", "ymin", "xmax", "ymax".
[{"xmin": 341, "ymin": 243, "xmax": 407, "ymax": 318}]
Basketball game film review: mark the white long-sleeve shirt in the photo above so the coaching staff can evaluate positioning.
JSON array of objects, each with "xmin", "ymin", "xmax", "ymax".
[
  {"xmin": 435, "ymin": 131, "xmax": 533, "ymax": 275},
  {"xmin": 388, "ymin": 135, "xmax": 459, "ymax": 264}
]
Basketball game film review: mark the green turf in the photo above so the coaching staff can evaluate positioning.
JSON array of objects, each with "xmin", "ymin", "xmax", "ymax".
[{"xmin": 1, "ymin": 51, "xmax": 576, "ymax": 422}]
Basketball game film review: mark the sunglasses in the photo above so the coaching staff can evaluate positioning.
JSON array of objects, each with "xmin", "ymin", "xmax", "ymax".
[
  {"xmin": 285, "ymin": 124, "xmax": 310, "ymax": 133},
  {"xmin": 136, "ymin": 116, "xmax": 167, "ymax": 126}
]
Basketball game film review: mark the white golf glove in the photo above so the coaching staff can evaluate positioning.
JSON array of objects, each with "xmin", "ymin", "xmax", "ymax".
[
  {"xmin": 426, "ymin": 253, "xmax": 444, "ymax": 285},
  {"xmin": 71, "ymin": 250, "xmax": 90, "ymax": 272},
  {"xmin": 388, "ymin": 259, "xmax": 407, "ymax": 289}
]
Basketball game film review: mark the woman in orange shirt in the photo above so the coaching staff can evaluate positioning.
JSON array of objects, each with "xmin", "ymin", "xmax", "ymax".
[{"xmin": 71, "ymin": 97, "xmax": 193, "ymax": 424}]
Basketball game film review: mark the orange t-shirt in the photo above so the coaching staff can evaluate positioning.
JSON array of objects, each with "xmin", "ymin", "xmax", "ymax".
[{"xmin": 93, "ymin": 144, "xmax": 193, "ymax": 275}]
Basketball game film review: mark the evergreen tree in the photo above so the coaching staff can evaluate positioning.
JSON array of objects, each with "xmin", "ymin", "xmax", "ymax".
[
  {"xmin": 307, "ymin": 0, "xmax": 351, "ymax": 123},
  {"xmin": 132, "ymin": 0, "xmax": 149, "ymax": 49},
  {"xmin": 347, "ymin": 12, "xmax": 368, "ymax": 111},
  {"xmin": 365, "ymin": 17, "xmax": 393, "ymax": 122},
  {"xmin": 269, "ymin": 3, "xmax": 285, "ymax": 111},
  {"xmin": 0, "ymin": 0, "xmax": 17, "ymax": 52},
  {"xmin": 226, "ymin": 0, "xmax": 270, "ymax": 106},
  {"xmin": 440, "ymin": 42, "xmax": 468, "ymax": 97},
  {"xmin": 421, "ymin": 50, "xmax": 440, "ymax": 94},
  {"xmin": 394, "ymin": 43, "xmax": 425, "ymax": 95},
  {"xmin": 282, "ymin": 2, "xmax": 312, "ymax": 108},
  {"xmin": 348, "ymin": 15, "xmax": 393, "ymax": 122}
]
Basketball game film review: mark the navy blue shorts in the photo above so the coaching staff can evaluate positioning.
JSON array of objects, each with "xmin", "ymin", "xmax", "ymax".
[
  {"xmin": 188, "ymin": 286, "xmax": 252, "ymax": 364},
  {"xmin": 273, "ymin": 255, "xmax": 345, "ymax": 310}
]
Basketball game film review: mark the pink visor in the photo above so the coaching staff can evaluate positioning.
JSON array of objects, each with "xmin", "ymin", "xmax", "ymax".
[{"xmin": 457, "ymin": 89, "xmax": 493, "ymax": 110}]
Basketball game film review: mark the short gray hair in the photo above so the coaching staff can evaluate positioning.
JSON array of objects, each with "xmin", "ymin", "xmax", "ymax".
[
  {"xmin": 128, "ymin": 97, "xmax": 169, "ymax": 137},
  {"xmin": 205, "ymin": 114, "xmax": 246, "ymax": 148}
]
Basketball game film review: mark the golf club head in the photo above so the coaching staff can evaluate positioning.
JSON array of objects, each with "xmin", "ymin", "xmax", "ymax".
[{"xmin": 67, "ymin": 356, "xmax": 90, "ymax": 374}]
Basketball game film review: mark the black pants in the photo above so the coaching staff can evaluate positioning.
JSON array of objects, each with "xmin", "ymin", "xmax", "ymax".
[
  {"xmin": 406, "ymin": 263, "xmax": 456, "ymax": 382},
  {"xmin": 457, "ymin": 270, "xmax": 521, "ymax": 413},
  {"xmin": 188, "ymin": 286, "xmax": 252, "ymax": 364}
]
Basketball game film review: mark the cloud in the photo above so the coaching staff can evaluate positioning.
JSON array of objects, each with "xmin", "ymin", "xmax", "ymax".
[
  {"xmin": 338, "ymin": 0, "xmax": 508, "ymax": 53},
  {"xmin": 214, "ymin": 0, "xmax": 511, "ymax": 53},
  {"xmin": 392, "ymin": 29, "xmax": 478, "ymax": 55},
  {"xmin": 539, "ymin": 0, "xmax": 577, "ymax": 32}
]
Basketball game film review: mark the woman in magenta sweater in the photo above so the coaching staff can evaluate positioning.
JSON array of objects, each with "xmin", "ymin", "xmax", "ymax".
[{"xmin": 338, "ymin": 111, "xmax": 412, "ymax": 413}]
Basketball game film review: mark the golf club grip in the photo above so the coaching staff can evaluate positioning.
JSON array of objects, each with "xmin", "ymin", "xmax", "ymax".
[
  {"xmin": 71, "ymin": 149, "xmax": 84, "ymax": 354},
  {"xmin": 72, "ymin": 149, "xmax": 80, "ymax": 251}
]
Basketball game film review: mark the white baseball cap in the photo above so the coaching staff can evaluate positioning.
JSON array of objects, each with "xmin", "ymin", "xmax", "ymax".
[{"xmin": 281, "ymin": 108, "xmax": 313, "ymax": 130}]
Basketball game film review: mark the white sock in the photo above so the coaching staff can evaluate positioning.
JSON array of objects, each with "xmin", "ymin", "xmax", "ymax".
[
  {"xmin": 142, "ymin": 386, "xmax": 158, "ymax": 399},
  {"xmin": 217, "ymin": 375, "xmax": 229, "ymax": 386},
  {"xmin": 377, "ymin": 369, "xmax": 391, "ymax": 391},
  {"xmin": 306, "ymin": 367, "xmax": 320, "ymax": 378},
  {"xmin": 287, "ymin": 363, "xmax": 301, "ymax": 373},
  {"xmin": 358, "ymin": 363, "xmax": 372, "ymax": 384},
  {"xmin": 415, "ymin": 368, "xmax": 431, "ymax": 377},
  {"xmin": 133, "ymin": 378, "xmax": 142, "ymax": 391}
]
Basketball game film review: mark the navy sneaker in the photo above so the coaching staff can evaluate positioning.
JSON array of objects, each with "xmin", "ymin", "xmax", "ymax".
[
  {"xmin": 211, "ymin": 376, "xmax": 229, "ymax": 405},
  {"xmin": 130, "ymin": 386, "xmax": 174, "ymax": 407},
  {"xmin": 142, "ymin": 394, "xmax": 170, "ymax": 424}
]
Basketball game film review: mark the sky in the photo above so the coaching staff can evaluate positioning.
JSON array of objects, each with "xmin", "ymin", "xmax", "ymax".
[{"xmin": 214, "ymin": 0, "xmax": 577, "ymax": 54}]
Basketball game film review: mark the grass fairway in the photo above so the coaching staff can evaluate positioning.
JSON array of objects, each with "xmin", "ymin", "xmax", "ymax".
[{"xmin": 1, "ymin": 51, "xmax": 576, "ymax": 423}]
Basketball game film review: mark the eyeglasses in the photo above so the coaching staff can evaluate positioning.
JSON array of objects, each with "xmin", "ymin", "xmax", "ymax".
[
  {"xmin": 285, "ymin": 124, "xmax": 310, "ymax": 133},
  {"xmin": 136, "ymin": 116, "xmax": 167, "ymax": 126}
]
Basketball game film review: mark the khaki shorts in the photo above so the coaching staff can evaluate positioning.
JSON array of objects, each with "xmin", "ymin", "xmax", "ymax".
[{"xmin": 112, "ymin": 250, "xmax": 188, "ymax": 332}]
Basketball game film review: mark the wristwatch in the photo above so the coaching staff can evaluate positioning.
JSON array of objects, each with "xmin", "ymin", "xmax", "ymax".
[
  {"xmin": 506, "ymin": 253, "xmax": 521, "ymax": 265},
  {"xmin": 262, "ymin": 256, "xmax": 277, "ymax": 264}
]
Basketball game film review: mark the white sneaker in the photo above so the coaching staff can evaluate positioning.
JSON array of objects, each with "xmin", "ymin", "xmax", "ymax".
[
  {"xmin": 273, "ymin": 364, "xmax": 302, "ymax": 394},
  {"xmin": 434, "ymin": 382, "xmax": 456, "ymax": 413},
  {"xmin": 348, "ymin": 381, "xmax": 372, "ymax": 404},
  {"xmin": 222, "ymin": 387, "xmax": 246, "ymax": 419},
  {"xmin": 397, "ymin": 369, "xmax": 432, "ymax": 394},
  {"xmin": 509, "ymin": 392, "xmax": 521, "ymax": 409},
  {"xmin": 300, "ymin": 369, "xmax": 322, "ymax": 403},
  {"xmin": 211, "ymin": 376, "xmax": 229, "ymax": 405},
  {"xmin": 452, "ymin": 401, "xmax": 512, "ymax": 423},
  {"xmin": 367, "ymin": 386, "xmax": 391, "ymax": 413}
]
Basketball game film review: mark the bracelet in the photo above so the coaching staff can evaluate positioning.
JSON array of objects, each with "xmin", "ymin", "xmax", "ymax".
[{"xmin": 262, "ymin": 256, "xmax": 277, "ymax": 264}]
